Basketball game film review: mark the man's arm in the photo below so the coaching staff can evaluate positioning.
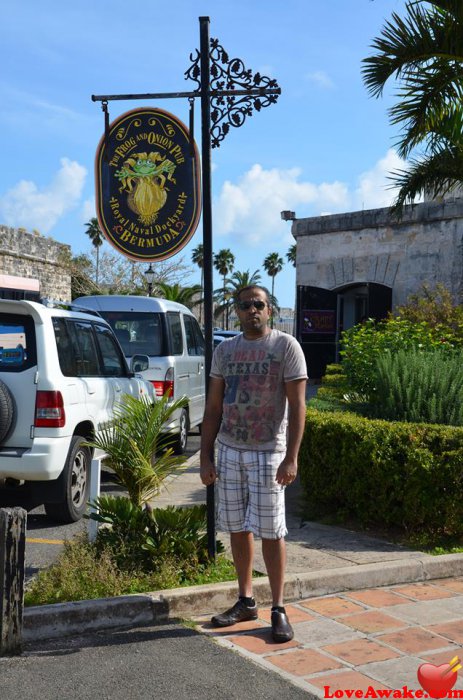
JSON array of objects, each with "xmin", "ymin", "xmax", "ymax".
[
  {"xmin": 275, "ymin": 378, "xmax": 307, "ymax": 486},
  {"xmin": 199, "ymin": 376, "xmax": 225, "ymax": 485}
]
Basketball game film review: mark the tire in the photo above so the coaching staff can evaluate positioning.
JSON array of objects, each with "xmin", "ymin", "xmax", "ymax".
[
  {"xmin": 0, "ymin": 379, "xmax": 15, "ymax": 443},
  {"xmin": 172, "ymin": 408, "xmax": 189, "ymax": 455},
  {"xmin": 44, "ymin": 436, "xmax": 91, "ymax": 523}
]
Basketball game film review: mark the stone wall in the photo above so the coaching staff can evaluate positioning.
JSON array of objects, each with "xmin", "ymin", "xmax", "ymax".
[
  {"xmin": 292, "ymin": 198, "xmax": 463, "ymax": 307},
  {"xmin": 0, "ymin": 226, "xmax": 71, "ymax": 301}
]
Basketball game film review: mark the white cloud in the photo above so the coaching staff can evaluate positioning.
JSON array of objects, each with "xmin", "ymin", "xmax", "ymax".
[
  {"xmin": 306, "ymin": 70, "xmax": 335, "ymax": 89},
  {"xmin": 81, "ymin": 198, "xmax": 96, "ymax": 223},
  {"xmin": 353, "ymin": 149, "xmax": 412, "ymax": 210},
  {"xmin": 0, "ymin": 158, "xmax": 87, "ymax": 234},
  {"xmin": 214, "ymin": 164, "xmax": 349, "ymax": 245},
  {"xmin": 214, "ymin": 151, "xmax": 412, "ymax": 246}
]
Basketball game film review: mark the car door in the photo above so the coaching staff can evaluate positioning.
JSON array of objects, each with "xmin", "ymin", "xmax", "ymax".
[
  {"xmin": 68, "ymin": 320, "xmax": 114, "ymax": 431},
  {"xmin": 183, "ymin": 314, "xmax": 205, "ymax": 427},
  {"xmin": 93, "ymin": 323, "xmax": 152, "ymax": 404}
]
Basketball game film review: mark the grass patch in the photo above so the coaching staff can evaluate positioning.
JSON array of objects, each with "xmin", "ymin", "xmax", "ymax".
[{"xmin": 24, "ymin": 533, "xmax": 239, "ymax": 607}]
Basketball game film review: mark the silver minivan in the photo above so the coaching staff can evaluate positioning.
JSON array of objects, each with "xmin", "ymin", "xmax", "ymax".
[{"xmin": 74, "ymin": 295, "xmax": 205, "ymax": 453}]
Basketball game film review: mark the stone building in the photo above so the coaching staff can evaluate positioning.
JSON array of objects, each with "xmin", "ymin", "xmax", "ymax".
[
  {"xmin": 0, "ymin": 226, "xmax": 71, "ymax": 300},
  {"xmin": 291, "ymin": 197, "xmax": 463, "ymax": 377}
]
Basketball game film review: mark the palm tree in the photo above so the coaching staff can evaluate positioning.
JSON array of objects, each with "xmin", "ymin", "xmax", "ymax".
[
  {"xmin": 191, "ymin": 244, "xmax": 204, "ymax": 324},
  {"xmin": 85, "ymin": 218, "xmax": 104, "ymax": 285},
  {"xmin": 286, "ymin": 244, "xmax": 297, "ymax": 268},
  {"xmin": 86, "ymin": 393, "xmax": 188, "ymax": 508},
  {"xmin": 263, "ymin": 253, "xmax": 284, "ymax": 328},
  {"xmin": 214, "ymin": 249, "xmax": 235, "ymax": 329},
  {"xmin": 156, "ymin": 282, "xmax": 202, "ymax": 310},
  {"xmin": 362, "ymin": 0, "xmax": 463, "ymax": 211},
  {"xmin": 214, "ymin": 269, "xmax": 263, "ymax": 327}
]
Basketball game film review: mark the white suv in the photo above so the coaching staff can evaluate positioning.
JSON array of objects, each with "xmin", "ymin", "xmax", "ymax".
[{"xmin": 0, "ymin": 299, "xmax": 155, "ymax": 523}]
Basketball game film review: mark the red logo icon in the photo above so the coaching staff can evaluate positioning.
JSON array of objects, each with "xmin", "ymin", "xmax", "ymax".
[{"xmin": 417, "ymin": 656, "xmax": 461, "ymax": 698}]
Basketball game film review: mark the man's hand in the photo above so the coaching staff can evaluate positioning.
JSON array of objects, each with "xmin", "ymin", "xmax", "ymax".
[
  {"xmin": 200, "ymin": 456, "xmax": 217, "ymax": 486},
  {"xmin": 275, "ymin": 456, "xmax": 298, "ymax": 486}
]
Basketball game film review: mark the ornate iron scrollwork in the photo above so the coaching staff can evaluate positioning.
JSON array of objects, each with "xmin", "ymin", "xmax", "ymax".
[{"xmin": 185, "ymin": 38, "xmax": 280, "ymax": 148}]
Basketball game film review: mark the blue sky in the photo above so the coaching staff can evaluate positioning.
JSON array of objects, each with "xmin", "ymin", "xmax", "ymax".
[{"xmin": 1, "ymin": 0, "xmax": 407, "ymax": 308}]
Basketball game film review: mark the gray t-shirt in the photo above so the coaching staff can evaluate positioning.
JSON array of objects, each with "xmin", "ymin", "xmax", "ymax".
[{"xmin": 210, "ymin": 329, "xmax": 308, "ymax": 451}]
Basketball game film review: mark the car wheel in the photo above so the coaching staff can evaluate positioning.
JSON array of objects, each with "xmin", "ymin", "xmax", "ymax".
[
  {"xmin": 0, "ymin": 379, "xmax": 15, "ymax": 443},
  {"xmin": 44, "ymin": 435, "xmax": 91, "ymax": 523},
  {"xmin": 172, "ymin": 408, "xmax": 189, "ymax": 455}
]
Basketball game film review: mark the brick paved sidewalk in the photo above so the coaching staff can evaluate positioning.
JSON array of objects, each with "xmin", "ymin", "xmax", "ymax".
[{"xmin": 194, "ymin": 578, "xmax": 463, "ymax": 697}]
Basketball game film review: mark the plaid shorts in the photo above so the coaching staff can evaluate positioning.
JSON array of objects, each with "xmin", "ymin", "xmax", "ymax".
[{"xmin": 215, "ymin": 442, "xmax": 287, "ymax": 540}]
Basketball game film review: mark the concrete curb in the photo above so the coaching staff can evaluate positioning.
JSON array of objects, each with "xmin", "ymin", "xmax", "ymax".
[{"xmin": 23, "ymin": 552, "xmax": 463, "ymax": 642}]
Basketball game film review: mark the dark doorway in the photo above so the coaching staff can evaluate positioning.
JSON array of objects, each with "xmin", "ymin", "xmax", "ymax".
[{"xmin": 296, "ymin": 283, "xmax": 392, "ymax": 379}]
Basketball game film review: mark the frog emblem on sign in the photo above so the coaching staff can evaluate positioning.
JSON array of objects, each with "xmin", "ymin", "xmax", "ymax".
[{"xmin": 115, "ymin": 151, "xmax": 177, "ymax": 225}]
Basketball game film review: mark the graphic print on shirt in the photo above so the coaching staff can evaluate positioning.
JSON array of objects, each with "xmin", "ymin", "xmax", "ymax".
[{"xmin": 222, "ymin": 346, "xmax": 282, "ymax": 444}]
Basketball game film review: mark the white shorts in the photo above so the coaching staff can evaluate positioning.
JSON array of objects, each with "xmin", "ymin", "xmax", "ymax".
[{"xmin": 216, "ymin": 442, "xmax": 287, "ymax": 540}]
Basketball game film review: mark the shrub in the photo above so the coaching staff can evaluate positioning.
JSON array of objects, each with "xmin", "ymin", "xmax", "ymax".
[
  {"xmin": 340, "ymin": 317, "xmax": 463, "ymax": 396},
  {"xmin": 299, "ymin": 408, "xmax": 463, "ymax": 536},
  {"xmin": 395, "ymin": 284, "xmax": 463, "ymax": 332},
  {"xmin": 370, "ymin": 348, "xmax": 463, "ymax": 426},
  {"xmin": 89, "ymin": 495, "xmax": 224, "ymax": 580},
  {"xmin": 24, "ymin": 533, "xmax": 236, "ymax": 606}
]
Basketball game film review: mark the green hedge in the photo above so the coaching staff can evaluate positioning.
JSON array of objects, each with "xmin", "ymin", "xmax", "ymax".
[{"xmin": 299, "ymin": 408, "xmax": 463, "ymax": 536}]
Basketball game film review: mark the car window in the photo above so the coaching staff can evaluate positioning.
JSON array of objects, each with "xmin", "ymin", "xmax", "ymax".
[
  {"xmin": 166, "ymin": 312, "xmax": 183, "ymax": 355},
  {"xmin": 71, "ymin": 321, "xmax": 100, "ymax": 376},
  {"xmin": 184, "ymin": 315, "xmax": 205, "ymax": 356},
  {"xmin": 100, "ymin": 311, "xmax": 164, "ymax": 357},
  {"xmin": 53, "ymin": 317, "xmax": 78, "ymax": 376},
  {"xmin": 94, "ymin": 324, "xmax": 127, "ymax": 377},
  {"xmin": 0, "ymin": 313, "xmax": 36, "ymax": 372}
]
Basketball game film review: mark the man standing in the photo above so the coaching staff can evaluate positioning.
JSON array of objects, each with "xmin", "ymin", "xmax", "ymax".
[{"xmin": 200, "ymin": 285, "xmax": 307, "ymax": 642}]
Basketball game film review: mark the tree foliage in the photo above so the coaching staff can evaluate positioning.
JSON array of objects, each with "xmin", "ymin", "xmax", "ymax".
[{"xmin": 362, "ymin": 0, "xmax": 463, "ymax": 211}]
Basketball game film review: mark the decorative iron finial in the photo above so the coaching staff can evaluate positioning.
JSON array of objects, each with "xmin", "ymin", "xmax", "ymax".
[{"xmin": 185, "ymin": 38, "xmax": 280, "ymax": 148}]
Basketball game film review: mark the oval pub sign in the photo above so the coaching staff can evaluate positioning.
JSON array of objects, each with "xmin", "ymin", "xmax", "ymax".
[{"xmin": 95, "ymin": 107, "xmax": 201, "ymax": 261}]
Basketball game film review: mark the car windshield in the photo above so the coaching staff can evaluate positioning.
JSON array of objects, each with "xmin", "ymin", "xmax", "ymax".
[{"xmin": 100, "ymin": 311, "xmax": 164, "ymax": 357}]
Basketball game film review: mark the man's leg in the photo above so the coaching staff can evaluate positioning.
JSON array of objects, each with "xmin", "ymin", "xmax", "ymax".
[
  {"xmin": 261, "ymin": 537, "xmax": 286, "ymax": 606},
  {"xmin": 230, "ymin": 531, "xmax": 254, "ymax": 597},
  {"xmin": 262, "ymin": 536, "xmax": 293, "ymax": 642}
]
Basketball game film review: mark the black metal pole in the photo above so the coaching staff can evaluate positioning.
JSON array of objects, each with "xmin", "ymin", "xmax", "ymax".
[{"xmin": 200, "ymin": 15, "xmax": 216, "ymax": 560}]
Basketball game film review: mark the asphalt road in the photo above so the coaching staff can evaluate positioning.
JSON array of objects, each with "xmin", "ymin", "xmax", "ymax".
[
  {"xmin": 24, "ymin": 434, "xmax": 201, "ymax": 581},
  {"xmin": 0, "ymin": 622, "xmax": 310, "ymax": 700}
]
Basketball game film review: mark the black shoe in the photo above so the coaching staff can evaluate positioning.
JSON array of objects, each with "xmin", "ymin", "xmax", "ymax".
[
  {"xmin": 271, "ymin": 609, "xmax": 294, "ymax": 643},
  {"xmin": 211, "ymin": 599, "xmax": 258, "ymax": 627}
]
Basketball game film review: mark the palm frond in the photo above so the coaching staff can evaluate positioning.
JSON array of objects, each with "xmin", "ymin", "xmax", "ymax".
[
  {"xmin": 390, "ymin": 145, "xmax": 463, "ymax": 213},
  {"xmin": 362, "ymin": 2, "xmax": 463, "ymax": 99},
  {"xmin": 85, "ymin": 393, "xmax": 188, "ymax": 506}
]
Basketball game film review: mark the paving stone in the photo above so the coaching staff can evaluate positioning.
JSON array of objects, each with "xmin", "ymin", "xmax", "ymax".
[
  {"xmin": 392, "ymin": 583, "xmax": 456, "ymax": 601},
  {"xmin": 384, "ymin": 597, "xmax": 463, "ymax": 626},
  {"xmin": 419, "ymin": 648, "xmax": 463, "ymax": 666},
  {"xmin": 431, "ymin": 579, "xmax": 463, "ymax": 594},
  {"xmin": 266, "ymin": 648, "xmax": 344, "ymax": 676},
  {"xmin": 341, "ymin": 610, "xmax": 406, "ymax": 633},
  {"xmin": 356, "ymin": 655, "xmax": 425, "ymax": 689},
  {"xmin": 377, "ymin": 627, "xmax": 451, "ymax": 654},
  {"xmin": 427, "ymin": 621, "xmax": 463, "ymax": 645},
  {"xmin": 345, "ymin": 589, "xmax": 411, "ymax": 607},
  {"xmin": 300, "ymin": 596, "xmax": 366, "ymax": 617},
  {"xmin": 322, "ymin": 638, "xmax": 400, "ymax": 665},
  {"xmin": 227, "ymin": 629, "xmax": 299, "ymax": 654},
  {"xmin": 289, "ymin": 618, "xmax": 363, "ymax": 646}
]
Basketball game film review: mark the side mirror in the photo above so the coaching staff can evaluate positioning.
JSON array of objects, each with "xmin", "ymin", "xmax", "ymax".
[{"xmin": 131, "ymin": 354, "xmax": 149, "ymax": 373}]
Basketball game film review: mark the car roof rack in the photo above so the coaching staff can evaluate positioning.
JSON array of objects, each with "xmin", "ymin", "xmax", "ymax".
[{"xmin": 39, "ymin": 298, "xmax": 103, "ymax": 318}]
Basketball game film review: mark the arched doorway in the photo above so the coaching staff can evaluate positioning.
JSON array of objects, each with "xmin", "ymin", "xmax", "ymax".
[{"xmin": 296, "ymin": 282, "xmax": 392, "ymax": 378}]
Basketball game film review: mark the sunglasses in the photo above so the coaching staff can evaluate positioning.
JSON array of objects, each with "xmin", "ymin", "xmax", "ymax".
[{"xmin": 236, "ymin": 300, "xmax": 268, "ymax": 311}]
